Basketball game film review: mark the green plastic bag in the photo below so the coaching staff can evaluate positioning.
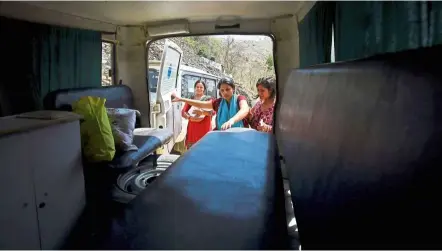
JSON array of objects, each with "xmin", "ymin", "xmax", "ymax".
[{"xmin": 72, "ymin": 96, "xmax": 115, "ymax": 162}]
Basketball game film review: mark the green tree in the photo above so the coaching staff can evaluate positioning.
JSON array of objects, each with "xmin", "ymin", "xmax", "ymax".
[{"xmin": 266, "ymin": 54, "xmax": 274, "ymax": 72}]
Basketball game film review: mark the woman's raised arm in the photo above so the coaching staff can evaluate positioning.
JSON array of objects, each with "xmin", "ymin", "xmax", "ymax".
[{"xmin": 172, "ymin": 93, "xmax": 213, "ymax": 110}]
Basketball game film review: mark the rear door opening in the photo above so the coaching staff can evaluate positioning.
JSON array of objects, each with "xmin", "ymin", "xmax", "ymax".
[{"xmin": 147, "ymin": 34, "xmax": 276, "ymax": 153}]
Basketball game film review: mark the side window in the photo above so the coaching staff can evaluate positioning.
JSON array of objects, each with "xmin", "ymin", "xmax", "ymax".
[
  {"xmin": 204, "ymin": 78, "xmax": 217, "ymax": 99},
  {"xmin": 148, "ymin": 68, "xmax": 159, "ymax": 102},
  {"xmin": 101, "ymin": 41, "xmax": 115, "ymax": 86},
  {"xmin": 182, "ymin": 74, "xmax": 201, "ymax": 99}
]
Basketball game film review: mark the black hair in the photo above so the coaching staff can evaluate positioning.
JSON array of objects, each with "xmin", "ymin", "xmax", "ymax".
[
  {"xmin": 194, "ymin": 80, "xmax": 207, "ymax": 94},
  {"xmin": 217, "ymin": 78, "xmax": 235, "ymax": 90},
  {"xmin": 256, "ymin": 77, "xmax": 276, "ymax": 99}
]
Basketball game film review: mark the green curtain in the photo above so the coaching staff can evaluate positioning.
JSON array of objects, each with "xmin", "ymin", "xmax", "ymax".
[
  {"xmin": 298, "ymin": 1, "xmax": 335, "ymax": 68},
  {"xmin": 0, "ymin": 16, "xmax": 102, "ymax": 115},
  {"xmin": 334, "ymin": 1, "xmax": 442, "ymax": 62},
  {"xmin": 32, "ymin": 25, "xmax": 102, "ymax": 109}
]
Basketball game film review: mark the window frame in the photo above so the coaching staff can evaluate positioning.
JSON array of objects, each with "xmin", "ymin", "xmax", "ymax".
[
  {"xmin": 181, "ymin": 74, "xmax": 202, "ymax": 98},
  {"xmin": 202, "ymin": 77, "xmax": 217, "ymax": 99}
]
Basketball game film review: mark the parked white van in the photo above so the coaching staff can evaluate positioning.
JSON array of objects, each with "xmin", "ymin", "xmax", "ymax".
[
  {"xmin": 148, "ymin": 60, "xmax": 220, "ymax": 105},
  {"xmin": 148, "ymin": 44, "xmax": 221, "ymax": 147}
]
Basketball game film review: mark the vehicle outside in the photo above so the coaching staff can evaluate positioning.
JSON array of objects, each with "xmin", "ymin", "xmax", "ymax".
[{"xmin": 148, "ymin": 58, "xmax": 220, "ymax": 144}]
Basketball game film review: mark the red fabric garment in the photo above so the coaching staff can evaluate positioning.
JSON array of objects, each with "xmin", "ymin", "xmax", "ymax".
[
  {"xmin": 250, "ymin": 100, "xmax": 275, "ymax": 132},
  {"xmin": 211, "ymin": 95, "xmax": 249, "ymax": 129},
  {"xmin": 183, "ymin": 102, "xmax": 213, "ymax": 147}
]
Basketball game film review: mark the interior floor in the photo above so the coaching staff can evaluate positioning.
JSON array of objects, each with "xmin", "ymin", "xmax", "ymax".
[{"xmin": 285, "ymin": 179, "xmax": 300, "ymax": 250}]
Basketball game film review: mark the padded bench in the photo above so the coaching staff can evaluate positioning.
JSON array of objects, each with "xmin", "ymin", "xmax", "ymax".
[
  {"xmin": 101, "ymin": 129, "xmax": 289, "ymax": 249},
  {"xmin": 277, "ymin": 45, "xmax": 442, "ymax": 249},
  {"xmin": 44, "ymin": 85, "xmax": 173, "ymax": 172}
]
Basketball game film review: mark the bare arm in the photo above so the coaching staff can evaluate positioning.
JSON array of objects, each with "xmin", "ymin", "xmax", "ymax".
[
  {"xmin": 181, "ymin": 103, "xmax": 190, "ymax": 119},
  {"xmin": 173, "ymin": 96, "xmax": 213, "ymax": 110},
  {"xmin": 247, "ymin": 103, "xmax": 257, "ymax": 122},
  {"xmin": 202, "ymin": 110, "xmax": 214, "ymax": 116},
  {"xmin": 230, "ymin": 100, "xmax": 250, "ymax": 124}
]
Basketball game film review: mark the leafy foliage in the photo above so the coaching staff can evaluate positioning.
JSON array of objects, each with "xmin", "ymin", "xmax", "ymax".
[{"xmin": 146, "ymin": 35, "xmax": 275, "ymax": 103}]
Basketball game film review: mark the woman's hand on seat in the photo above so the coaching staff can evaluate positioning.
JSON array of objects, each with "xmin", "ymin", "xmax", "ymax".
[{"xmin": 221, "ymin": 119, "xmax": 235, "ymax": 130}]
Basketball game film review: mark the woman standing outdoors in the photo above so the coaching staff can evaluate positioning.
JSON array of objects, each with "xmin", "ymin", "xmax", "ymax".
[
  {"xmin": 173, "ymin": 78, "xmax": 249, "ymax": 130},
  {"xmin": 248, "ymin": 77, "xmax": 276, "ymax": 133},
  {"xmin": 181, "ymin": 80, "xmax": 214, "ymax": 148}
]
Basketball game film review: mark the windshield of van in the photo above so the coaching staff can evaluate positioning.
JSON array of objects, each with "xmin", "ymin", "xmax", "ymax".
[
  {"xmin": 182, "ymin": 75, "xmax": 217, "ymax": 99},
  {"xmin": 182, "ymin": 74, "xmax": 200, "ymax": 98},
  {"xmin": 205, "ymin": 78, "xmax": 216, "ymax": 98}
]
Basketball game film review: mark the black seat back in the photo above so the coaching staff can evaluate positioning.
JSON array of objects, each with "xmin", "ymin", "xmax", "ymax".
[
  {"xmin": 277, "ymin": 45, "xmax": 442, "ymax": 249},
  {"xmin": 43, "ymin": 85, "xmax": 135, "ymax": 111}
]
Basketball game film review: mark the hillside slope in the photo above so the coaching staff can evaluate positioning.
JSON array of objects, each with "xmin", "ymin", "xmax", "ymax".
[{"xmin": 148, "ymin": 36, "xmax": 274, "ymax": 105}]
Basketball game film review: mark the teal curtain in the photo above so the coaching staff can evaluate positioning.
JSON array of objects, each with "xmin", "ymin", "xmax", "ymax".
[
  {"xmin": 33, "ymin": 25, "xmax": 102, "ymax": 109},
  {"xmin": 335, "ymin": 1, "xmax": 442, "ymax": 62},
  {"xmin": 298, "ymin": 1, "xmax": 335, "ymax": 68},
  {"xmin": 0, "ymin": 16, "xmax": 102, "ymax": 115}
]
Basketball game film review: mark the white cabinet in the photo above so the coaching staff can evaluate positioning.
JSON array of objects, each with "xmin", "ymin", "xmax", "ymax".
[{"xmin": 0, "ymin": 111, "xmax": 85, "ymax": 249}]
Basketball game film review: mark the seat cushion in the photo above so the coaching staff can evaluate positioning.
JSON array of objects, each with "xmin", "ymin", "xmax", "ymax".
[
  {"xmin": 106, "ymin": 108, "xmax": 138, "ymax": 152},
  {"xmin": 44, "ymin": 85, "xmax": 173, "ymax": 171},
  {"xmin": 108, "ymin": 128, "xmax": 173, "ymax": 171},
  {"xmin": 101, "ymin": 129, "xmax": 288, "ymax": 249}
]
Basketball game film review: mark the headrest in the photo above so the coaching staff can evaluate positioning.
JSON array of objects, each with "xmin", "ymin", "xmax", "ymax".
[{"xmin": 43, "ymin": 85, "xmax": 134, "ymax": 111}]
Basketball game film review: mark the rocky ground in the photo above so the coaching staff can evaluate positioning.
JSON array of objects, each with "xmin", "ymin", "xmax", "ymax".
[{"xmin": 101, "ymin": 42, "xmax": 113, "ymax": 86}]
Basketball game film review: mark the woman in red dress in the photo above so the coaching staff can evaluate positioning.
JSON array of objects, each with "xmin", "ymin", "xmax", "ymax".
[{"xmin": 181, "ymin": 80, "xmax": 214, "ymax": 148}]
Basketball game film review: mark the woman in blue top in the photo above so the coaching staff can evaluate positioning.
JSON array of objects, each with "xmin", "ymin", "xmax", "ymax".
[{"xmin": 172, "ymin": 78, "xmax": 250, "ymax": 130}]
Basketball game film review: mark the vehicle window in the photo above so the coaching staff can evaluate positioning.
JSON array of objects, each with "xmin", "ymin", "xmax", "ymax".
[
  {"xmin": 204, "ymin": 78, "xmax": 217, "ymax": 98},
  {"xmin": 182, "ymin": 74, "xmax": 201, "ymax": 99},
  {"xmin": 148, "ymin": 68, "xmax": 159, "ymax": 92},
  {"xmin": 147, "ymin": 68, "xmax": 159, "ymax": 103},
  {"xmin": 101, "ymin": 41, "xmax": 115, "ymax": 86}
]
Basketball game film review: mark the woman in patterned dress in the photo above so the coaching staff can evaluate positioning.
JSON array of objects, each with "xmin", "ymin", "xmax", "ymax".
[{"xmin": 248, "ymin": 77, "xmax": 276, "ymax": 133}]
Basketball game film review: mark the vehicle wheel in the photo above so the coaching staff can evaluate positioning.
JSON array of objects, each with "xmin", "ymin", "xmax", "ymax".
[
  {"xmin": 111, "ymin": 167, "xmax": 165, "ymax": 204},
  {"xmin": 111, "ymin": 155, "xmax": 179, "ymax": 204},
  {"xmin": 117, "ymin": 168, "xmax": 164, "ymax": 194},
  {"xmin": 110, "ymin": 184, "xmax": 135, "ymax": 204}
]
